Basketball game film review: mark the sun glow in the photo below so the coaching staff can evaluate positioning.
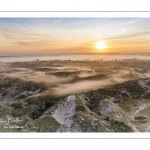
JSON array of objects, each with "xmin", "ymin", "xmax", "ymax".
[{"xmin": 95, "ymin": 41, "xmax": 107, "ymax": 50}]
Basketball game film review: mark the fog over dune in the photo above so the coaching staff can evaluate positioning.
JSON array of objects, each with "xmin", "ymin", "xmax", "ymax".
[
  {"xmin": 0, "ymin": 56, "xmax": 149, "ymax": 97},
  {"xmin": 1, "ymin": 53, "xmax": 150, "ymax": 132}
]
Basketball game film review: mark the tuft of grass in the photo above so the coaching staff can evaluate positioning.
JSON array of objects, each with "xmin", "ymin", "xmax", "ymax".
[
  {"xmin": 25, "ymin": 116, "xmax": 60, "ymax": 132},
  {"xmin": 75, "ymin": 96, "xmax": 86, "ymax": 112},
  {"xmin": 109, "ymin": 120, "xmax": 133, "ymax": 132},
  {"xmin": 71, "ymin": 111, "xmax": 109, "ymax": 132}
]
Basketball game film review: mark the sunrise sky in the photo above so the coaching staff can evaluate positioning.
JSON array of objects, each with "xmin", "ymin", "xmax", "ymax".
[{"xmin": 0, "ymin": 18, "xmax": 150, "ymax": 53}]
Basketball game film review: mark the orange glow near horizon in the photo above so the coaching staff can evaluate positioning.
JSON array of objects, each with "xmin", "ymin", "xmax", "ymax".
[{"xmin": 1, "ymin": 18, "xmax": 150, "ymax": 54}]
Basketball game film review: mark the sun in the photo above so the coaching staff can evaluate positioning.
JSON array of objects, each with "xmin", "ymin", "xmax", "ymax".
[{"xmin": 95, "ymin": 41, "xmax": 107, "ymax": 50}]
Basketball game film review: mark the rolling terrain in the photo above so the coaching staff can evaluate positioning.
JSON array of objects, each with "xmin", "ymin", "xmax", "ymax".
[{"xmin": 0, "ymin": 58, "xmax": 150, "ymax": 132}]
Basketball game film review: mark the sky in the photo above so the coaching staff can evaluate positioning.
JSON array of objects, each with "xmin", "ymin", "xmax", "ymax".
[{"xmin": 0, "ymin": 18, "xmax": 150, "ymax": 53}]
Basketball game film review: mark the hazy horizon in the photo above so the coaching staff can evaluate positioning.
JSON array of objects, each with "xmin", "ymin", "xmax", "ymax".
[{"xmin": 1, "ymin": 18, "xmax": 150, "ymax": 54}]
